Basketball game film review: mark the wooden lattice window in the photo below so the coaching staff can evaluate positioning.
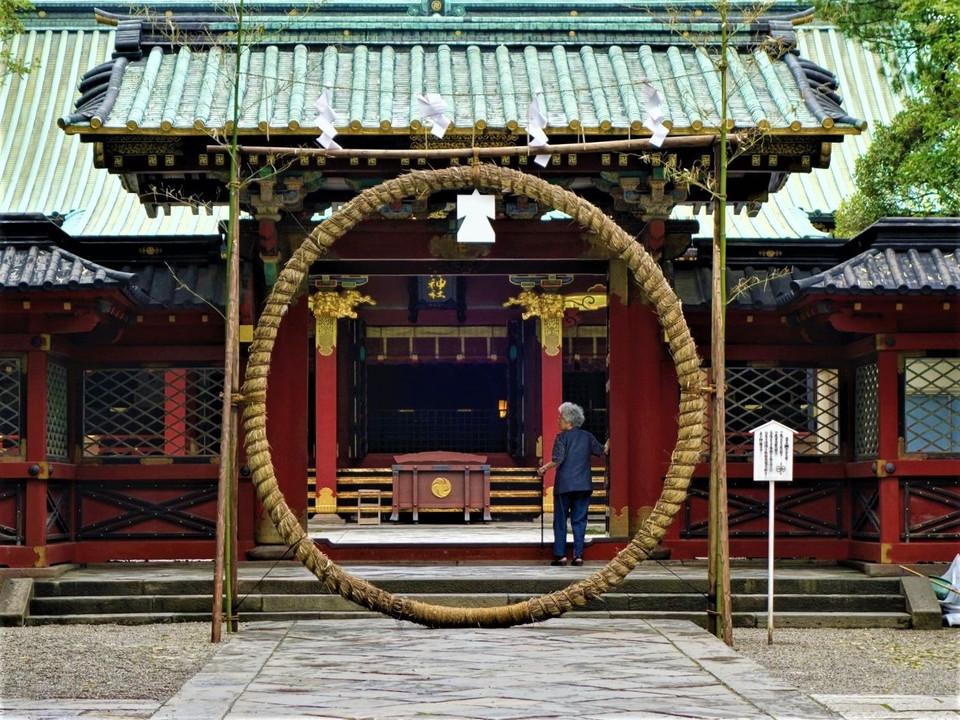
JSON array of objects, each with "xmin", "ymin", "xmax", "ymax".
[
  {"xmin": 0, "ymin": 358, "xmax": 23, "ymax": 458},
  {"xmin": 47, "ymin": 362, "xmax": 69, "ymax": 460},
  {"xmin": 82, "ymin": 367, "xmax": 224, "ymax": 459},
  {"xmin": 724, "ymin": 365, "xmax": 841, "ymax": 457},
  {"xmin": 855, "ymin": 362, "xmax": 879, "ymax": 459},
  {"xmin": 904, "ymin": 357, "xmax": 960, "ymax": 455}
]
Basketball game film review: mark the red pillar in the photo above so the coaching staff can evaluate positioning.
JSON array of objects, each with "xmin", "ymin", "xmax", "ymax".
[
  {"xmin": 607, "ymin": 267, "xmax": 632, "ymax": 537},
  {"xmin": 876, "ymin": 348, "xmax": 901, "ymax": 561},
  {"xmin": 540, "ymin": 344, "xmax": 563, "ymax": 498},
  {"xmin": 628, "ymin": 301, "xmax": 665, "ymax": 536},
  {"xmin": 258, "ymin": 295, "xmax": 309, "ymax": 543},
  {"xmin": 314, "ymin": 332, "xmax": 338, "ymax": 516},
  {"xmin": 24, "ymin": 347, "xmax": 49, "ymax": 565}
]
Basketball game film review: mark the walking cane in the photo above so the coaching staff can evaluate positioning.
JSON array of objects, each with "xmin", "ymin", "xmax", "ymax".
[{"xmin": 540, "ymin": 469, "xmax": 545, "ymax": 549}]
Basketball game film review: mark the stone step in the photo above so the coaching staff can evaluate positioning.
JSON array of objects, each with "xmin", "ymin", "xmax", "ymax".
[
  {"xmin": 750, "ymin": 611, "xmax": 912, "ymax": 629},
  {"xmin": 30, "ymin": 590, "xmax": 905, "ymax": 617},
  {"xmin": 31, "ymin": 575, "xmax": 903, "ymax": 597},
  {"xmin": 569, "ymin": 610, "xmax": 912, "ymax": 629},
  {"xmin": 23, "ymin": 565, "xmax": 918, "ymax": 628},
  {"xmin": 24, "ymin": 610, "xmax": 912, "ymax": 629},
  {"xmin": 30, "ymin": 592, "xmax": 701, "ymax": 615},
  {"xmin": 730, "ymin": 593, "xmax": 905, "ymax": 612},
  {"xmin": 24, "ymin": 612, "xmax": 212, "ymax": 626}
]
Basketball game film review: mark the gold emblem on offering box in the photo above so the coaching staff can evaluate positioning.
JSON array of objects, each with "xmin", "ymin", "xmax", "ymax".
[{"xmin": 431, "ymin": 477, "xmax": 452, "ymax": 499}]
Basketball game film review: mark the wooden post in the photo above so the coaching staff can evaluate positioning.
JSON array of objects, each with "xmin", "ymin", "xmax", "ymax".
[
  {"xmin": 606, "ymin": 264, "xmax": 632, "ymax": 537},
  {"xmin": 314, "ymin": 340, "xmax": 338, "ymax": 516},
  {"xmin": 876, "ymin": 348, "xmax": 901, "ymax": 561},
  {"xmin": 258, "ymin": 296, "xmax": 310, "ymax": 541},
  {"xmin": 628, "ymin": 301, "xmax": 663, "ymax": 536},
  {"xmin": 311, "ymin": 289, "xmax": 375, "ymax": 517},
  {"xmin": 24, "ymin": 347, "xmax": 49, "ymax": 565},
  {"xmin": 540, "ymin": 344, "xmax": 563, "ymax": 497}
]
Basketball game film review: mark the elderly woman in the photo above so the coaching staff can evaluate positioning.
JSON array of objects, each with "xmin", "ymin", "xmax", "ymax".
[{"xmin": 537, "ymin": 402, "xmax": 609, "ymax": 566}]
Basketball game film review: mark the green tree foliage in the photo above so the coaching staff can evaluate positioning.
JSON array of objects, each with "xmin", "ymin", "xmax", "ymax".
[
  {"xmin": 815, "ymin": 0, "xmax": 960, "ymax": 236},
  {"xmin": 1, "ymin": 0, "xmax": 33, "ymax": 76}
]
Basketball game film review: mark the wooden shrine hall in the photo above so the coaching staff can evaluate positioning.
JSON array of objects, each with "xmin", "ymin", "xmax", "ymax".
[{"xmin": 0, "ymin": 0, "xmax": 957, "ymax": 567}]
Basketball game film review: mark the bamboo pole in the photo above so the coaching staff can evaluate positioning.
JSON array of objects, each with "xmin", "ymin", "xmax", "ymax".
[
  {"xmin": 207, "ymin": 134, "xmax": 736, "ymax": 161},
  {"xmin": 707, "ymin": 4, "xmax": 734, "ymax": 646},
  {"xmin": 224, "ymin": 0, "xmax": 243, "ymax": 637},
  {"xmin": 211, "ymin": 0, "xmax": 244, "ymax": 643},
  {"xmin": 211, "ymin": 88, "xmax": 241, "ymax": 645},
  {"xmin": 212, "ymin": 423, "xmax": 226, "ymax": 643},
  {"xmin": 228, "ymin": 392, "xmax": 239, "ymax": 632}
]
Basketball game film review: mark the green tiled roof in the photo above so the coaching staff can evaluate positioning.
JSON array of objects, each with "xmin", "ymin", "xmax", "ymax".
[
  {"xmin": 59, "ymin": 44, "xmax": 860, "ymax": 137},
  {"xmin": 676, "ymin": 25, "xmax": 905, "ymax": 239},
  {"xmin": 1, "ymin": 2, "xmax": 890, "ymax": 240},
  {"xmin": 0, "ymin": 27, "xmax": 226, "ymax": 237},
  {"xmin": 58, "ymin": 4, "xmax": 864, "ymax": 136}
]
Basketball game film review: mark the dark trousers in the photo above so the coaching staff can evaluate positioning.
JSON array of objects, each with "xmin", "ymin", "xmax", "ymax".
[{"xmin": 553, "ymin": 490, "xmax": 592, "ymax": 559}]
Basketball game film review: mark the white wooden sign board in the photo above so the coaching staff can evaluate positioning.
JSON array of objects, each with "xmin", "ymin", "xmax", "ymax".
[
  {"xmin": 749, "ymin": 419, "xmax": 797, "ymax": 645},
  {"xmin": 751, "ymin": 419, "xmax": 796, "ymax": 483}
]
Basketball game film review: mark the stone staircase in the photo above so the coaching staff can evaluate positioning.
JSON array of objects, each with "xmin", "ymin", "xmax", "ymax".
[{"xmin": 11, "ymin": 562, "xmax": 935, "ymax": 629}]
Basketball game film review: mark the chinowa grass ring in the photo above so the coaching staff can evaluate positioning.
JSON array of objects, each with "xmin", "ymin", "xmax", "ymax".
[{"xmin": 241, "ymin": 163, "xmax": 707, "ymax": 628}]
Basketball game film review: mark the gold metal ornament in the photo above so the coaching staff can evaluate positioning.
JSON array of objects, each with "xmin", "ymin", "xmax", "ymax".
[
  {"xmin": 311, "ymin": 290, "xmax": 376, "ymax": 356},
  {"xmin": 503, "ymin": 290, "xmax": 566, "ymax": 356},
  {"xmin": 430, "ymin": 477, "xmax": 453, "ymax": 498}
]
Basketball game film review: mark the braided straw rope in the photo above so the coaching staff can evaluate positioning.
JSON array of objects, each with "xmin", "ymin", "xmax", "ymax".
[{"xmin": 242, "ymin": 164, "xmax": 706, "ymax": 628}]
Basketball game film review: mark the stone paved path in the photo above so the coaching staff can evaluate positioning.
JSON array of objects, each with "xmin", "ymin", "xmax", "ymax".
[
  {"xmin": 2, "ymin": 618, "xmax": 957, "ymax": 719},
  {"xmin": 152, "ymin": 618, "xmax": 836, "ymax": 720}
]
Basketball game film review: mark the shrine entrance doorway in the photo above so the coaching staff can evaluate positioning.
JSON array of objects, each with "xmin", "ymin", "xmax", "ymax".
[{"xmin": 306, "ymin": 268, "xmax": 611, "ymax": 528}]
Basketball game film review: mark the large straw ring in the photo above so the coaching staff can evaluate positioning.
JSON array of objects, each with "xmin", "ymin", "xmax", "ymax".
[{"xmin": 242, "ymin": 163, "xmax": 706, "ymax": 628}]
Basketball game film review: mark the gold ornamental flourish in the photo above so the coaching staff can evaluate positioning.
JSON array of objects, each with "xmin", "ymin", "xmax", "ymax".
[
  {"xmin": 311, "ymin": 290, "xmax": 376, "ymax": 356},
  {"xmin": 241, "ymin": 163, "xmax": 707, "ymax": 630},
  {"xmin": 564, "ymin": 292, "xmax": 608, "ymax": 312},
  {"xmin": 503, "ymin": 290, "xmax": 566, "ymax": 356}
]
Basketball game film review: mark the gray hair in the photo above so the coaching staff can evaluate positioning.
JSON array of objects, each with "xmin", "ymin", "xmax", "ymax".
[{"xmin": 558, "ymin": 402, "xmax": 585, "ymax": 428}]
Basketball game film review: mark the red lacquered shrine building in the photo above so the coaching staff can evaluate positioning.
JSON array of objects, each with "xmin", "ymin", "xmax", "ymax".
[{"xmin": 0, "ymin": 1, "xmax": 957, "ymax": 567}]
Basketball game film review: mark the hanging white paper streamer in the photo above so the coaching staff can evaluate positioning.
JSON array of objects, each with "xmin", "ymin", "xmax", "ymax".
[
  {"xmin": 416, "ymin": 92, "xmax": 452, "ymax": 139},
  {"xmin": 526, "ymin": 96, "xmax": 551, "ymax": 167},
  {"xmin": 642, "ymin": 82, "xmax": 669, "ymax": 148},
  {"xmin": 456, "ymin": 190, "xmax": 496, "ymax": 244},
  {"xmin": 315, "ymin": 88, "xmax": 342, "ymax": 150}
]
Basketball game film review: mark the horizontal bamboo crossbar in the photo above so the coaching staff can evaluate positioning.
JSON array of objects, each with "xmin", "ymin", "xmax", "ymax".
[{"xmin": 209, "ymin": 134, "xmax": 727, "ymax": 162}]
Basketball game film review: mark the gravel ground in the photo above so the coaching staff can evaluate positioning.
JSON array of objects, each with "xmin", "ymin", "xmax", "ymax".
[
  {"xmin": 735, "ymin": 627, "xmax": 959, "ymax": 697},
  {"xmin": 0, "ymin": 623, "xmax": 957, "ymax": 702},
  {"xmin": 0, "ymin": 623, "xmax": 227, "ymax": 701}
]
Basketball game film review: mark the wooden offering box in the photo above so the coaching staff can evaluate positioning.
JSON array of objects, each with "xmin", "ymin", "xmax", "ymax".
[{"xmin": 390, "ymin": 452, "xmax": 492, "ymax": 522}]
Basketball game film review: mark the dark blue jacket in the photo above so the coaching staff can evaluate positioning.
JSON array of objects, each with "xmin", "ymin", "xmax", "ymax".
[{"xmin": 552, "ymin": 428, "xmax": 605, "ymax": 494}]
